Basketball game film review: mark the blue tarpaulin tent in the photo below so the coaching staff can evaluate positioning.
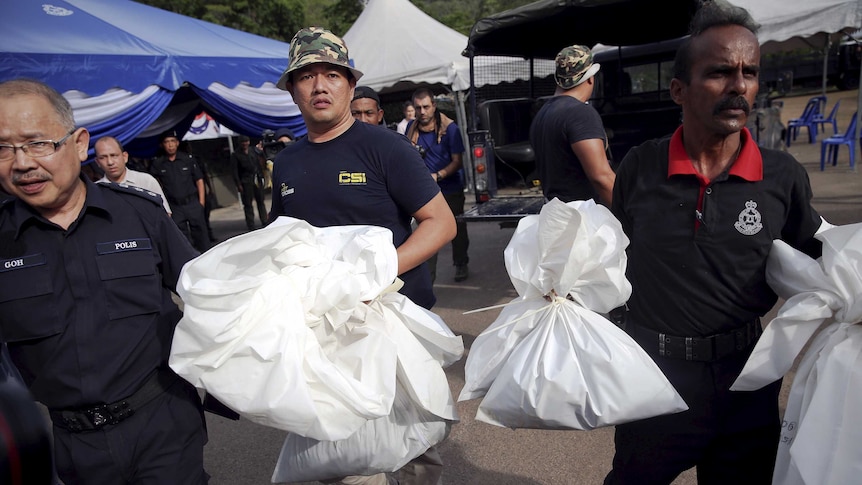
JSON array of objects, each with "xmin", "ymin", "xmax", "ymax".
[{"xmin": 1, "ymin": 0, "xmax": 305, "ymax": 156}]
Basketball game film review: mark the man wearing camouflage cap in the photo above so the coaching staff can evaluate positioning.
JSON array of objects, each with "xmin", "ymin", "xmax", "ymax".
[
  {"xmin": 270, "ymin": 28, "xmax": 456, "ymax": 483},
  {"xmin": 529, "ymin": 44, "xmax": 615, "ymax": 205}
]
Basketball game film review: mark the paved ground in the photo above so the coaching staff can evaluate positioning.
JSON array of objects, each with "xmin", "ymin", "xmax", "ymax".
[{"xmin": 200, "ymin": 89, "xmax": 861, "ymax": 485}]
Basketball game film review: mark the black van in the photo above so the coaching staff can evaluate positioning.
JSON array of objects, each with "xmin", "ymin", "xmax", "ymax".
[
  {"xmin": 590, "ymin": 38, "xmax": 685, "ymax": 165},
  {"xmin": 461, "ymin": 3, "xmax": 786, "ymax": 224},
  {"xmin": 461, "ymin": 0, "xmax": 701, "ymax": 224}
]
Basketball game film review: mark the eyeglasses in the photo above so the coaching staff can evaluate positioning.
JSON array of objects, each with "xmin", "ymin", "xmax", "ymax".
[{"xmin": 0, "ymin": 130, "xmax": 76, "ymax": 162}]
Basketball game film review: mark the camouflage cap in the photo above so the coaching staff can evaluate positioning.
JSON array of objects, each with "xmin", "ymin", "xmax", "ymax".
[
  {"xmin": 554, "ymin": 45, "xmax": 601, "ymax": 90},
  {"xmin": 276, "ymin": 27, "xmax": 363, "ymax": 90}
]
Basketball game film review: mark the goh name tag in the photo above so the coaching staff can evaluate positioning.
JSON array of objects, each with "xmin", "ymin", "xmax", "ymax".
[{"xmin": 0, "ymin": 254, "xmax": 47, "ymax": 272}]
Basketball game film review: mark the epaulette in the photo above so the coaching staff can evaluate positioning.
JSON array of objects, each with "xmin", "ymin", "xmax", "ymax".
[{"xmin": 103, "ymin": 182, "xmax": 164, "ymax": 206}]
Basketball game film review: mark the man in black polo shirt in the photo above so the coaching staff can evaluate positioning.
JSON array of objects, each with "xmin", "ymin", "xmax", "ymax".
[
  {"xmin": 604, "ymin": 3, "xmax": 823, "ymax": 484},
  {"xmin": 150, "ymin": 130, "xmax": 211, "ymax": 252}
]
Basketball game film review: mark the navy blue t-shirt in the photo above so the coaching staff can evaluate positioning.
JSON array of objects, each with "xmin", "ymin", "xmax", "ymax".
[{"xmin": 271, "ymin": 121, "xmax": 441, "ymax": 309}]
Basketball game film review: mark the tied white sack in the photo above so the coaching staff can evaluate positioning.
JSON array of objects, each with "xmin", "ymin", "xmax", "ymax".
[
  {"xmin": 272, "ymin": 292, "xmax": 460, "ymax": 481},
  {"xmin": 169, "ymin": 216, "xmax": 461, "ymax": 442},
  {"xmin": 730, "ymin": 223, "xmax": 862, "ymax": 485},
  {"xmin": 272, "ymin": 383, "xmax": 451, "ymax": 482},
  {"xmin": 459, "ymin": 199, "xmax": 687, "ymax": 430}
]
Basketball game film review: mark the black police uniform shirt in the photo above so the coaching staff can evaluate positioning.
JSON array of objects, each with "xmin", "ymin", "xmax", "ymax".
[
  {"xmin": 270, "ymin": 121, "xmax": 441, "ymax": 309},
  {"xmin": 150, "ymin": 151, "xmax": 204, "ymax": 203},
  {"xmin": 612, "ymin": 127, "xmax": 822, "ymax": 337},
  {"xmin": 232, "ymin": 149, "xmax": 261, "ymax": 184},
  {"xmin": 0, "ymin": 177, "xmax": 199, "ymax": 410}
]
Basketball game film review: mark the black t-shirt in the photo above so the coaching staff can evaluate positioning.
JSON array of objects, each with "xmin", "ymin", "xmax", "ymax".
[
  {"xmin": 612, "ymin": 127, "xmax": 822, "ymax": 337},
  {"xmin": 530, "ymin": 96, "xmax": 608, "ymax": 203},
  {"xmin": 270, "ymin": 121, "xmax": 441, "ymax": 309}
]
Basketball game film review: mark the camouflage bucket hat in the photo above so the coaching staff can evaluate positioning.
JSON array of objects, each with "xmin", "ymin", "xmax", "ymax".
[
  {"xmin": 554, "ymin": 45, "xmax": 601, "ymax": 90},
  {"xmin": 276, "ymin": 27, "xmax": 364, "ymax": 90}
]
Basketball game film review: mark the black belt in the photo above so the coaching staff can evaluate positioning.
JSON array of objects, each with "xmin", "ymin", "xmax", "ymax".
[
  {"xmin": 627, "ymin": 318, "xmax": 762, "ymax": 362},
  {"xmin": 167, "ymin": 194, "xmax": 198, "ymax": 205},
  {"xmin": 50, "ymin": 369, "xmax": 178, "ymax": 433}
]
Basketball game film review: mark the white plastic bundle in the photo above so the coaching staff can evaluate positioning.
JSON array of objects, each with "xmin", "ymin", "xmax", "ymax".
[
  {"xmin": 272, "ymin": 383, "xmax": 451, "ymax": 483},
  {"xmin": 169, "ymin": 217, "xmax": 462, "ymax": 478},
  {"xmin": 731, "ymin": 222, "xmax": 862, "ymax": 485},
  {"xmin": 459, "ymin": 198, "xmax": 687, "ymax": 430}
]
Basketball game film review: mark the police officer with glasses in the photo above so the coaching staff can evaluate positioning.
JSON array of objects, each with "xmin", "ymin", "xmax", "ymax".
[{"xmin": 0, "ymin": 79, "xmax": 208, "ymax": 485}]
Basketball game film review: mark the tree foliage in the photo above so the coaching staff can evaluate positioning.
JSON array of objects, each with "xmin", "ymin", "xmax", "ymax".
[
  {"xmin": 203, "ymin": 0, "xmax": 306, "ymax": 42},
  {"xmin": 414, "ymin": 0, "xmax": 532, "ymax": 35},
  {"xmin": 137, "ymin": 0, "xmax": 207, "ymax": 19},
  {"xmin": 137, "ymin": 0, "xmax": 534, "ymax": 41},
  {"xmin": 138, "ymin": 0, "xmax": 305, "ymax": 42},
  {"xmin": 321, "ymin": 0, "xmax": 365, "ymax": 36}
]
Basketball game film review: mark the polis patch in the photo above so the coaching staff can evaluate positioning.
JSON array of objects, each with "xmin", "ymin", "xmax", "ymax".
[
  {"xmin": 96, "ymin": 238, "xmax": 153, "ymax": 255},
  {"xmin": 0, "ymin": 254, "xmax": 46, "ymax": 272}
]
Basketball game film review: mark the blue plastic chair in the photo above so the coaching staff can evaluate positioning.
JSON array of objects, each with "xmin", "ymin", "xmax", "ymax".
[
  {"xmin": 820, "ymin": 111, "xmax": 857, "ymax": 171},
  {"xmin": 813, "ymin": 99, "xmax": 840, "ymax": 135},
  {"xmin": 786, "ymin": 97, "xmax": 822, "ymax": 146}
]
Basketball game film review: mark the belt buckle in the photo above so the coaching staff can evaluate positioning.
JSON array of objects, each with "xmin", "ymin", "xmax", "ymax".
[{"xmin": 85, "ymin": 405, "xmax": 119, "ymax": 428}]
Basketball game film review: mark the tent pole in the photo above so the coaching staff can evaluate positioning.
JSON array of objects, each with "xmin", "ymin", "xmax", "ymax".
[
  {"xmin": 856, "ymin": 46, "xmax": 861, "ymax": 172},
  {"xmin": 454, "ymin": 90, "xmax": 474, "ymax": 192},
  {"xmin": 821, "ymin": 38, "xmax": 830, "ymax": 98}
]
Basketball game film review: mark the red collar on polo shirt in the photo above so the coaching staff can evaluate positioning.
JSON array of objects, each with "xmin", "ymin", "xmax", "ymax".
[{"xmin": 667, "ymin": 126, "xmax": 763, "ymax": 182}]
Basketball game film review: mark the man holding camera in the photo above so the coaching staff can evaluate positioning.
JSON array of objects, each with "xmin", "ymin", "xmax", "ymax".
[
  {"xmin": 232, "ymin": 135, "xmax": 267, "ymax": 231},
  {"xmin": 405, "ymin": 87, "xmax": 469, "ymax": 283}
]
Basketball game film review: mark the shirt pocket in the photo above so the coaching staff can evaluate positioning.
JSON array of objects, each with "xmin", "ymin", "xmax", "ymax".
[
  {"xmin": 95, "ymin": 240, "xmax": 161, "ymax": 320},
  {"xmin": 0, "ymin": 254, "xmax": 64, "ymax": 342}
]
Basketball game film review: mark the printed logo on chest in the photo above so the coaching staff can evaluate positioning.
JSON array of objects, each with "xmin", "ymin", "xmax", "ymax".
[
  {"xmin": 734, "ymin": 200, "xmax": 763, "ymax": 236},
  {"xmin": 338, "ymin": 171, "xmax": 367, "ymax": 185}
]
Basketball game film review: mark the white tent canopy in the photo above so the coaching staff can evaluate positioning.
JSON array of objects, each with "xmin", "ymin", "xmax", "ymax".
[
  {"xmin": 343, "ymin": 0, "xmax": 471, "ymax": 93},
  {"xmin": 736, "ymin": 0, "xmax": 861, "ymax": 48},
  {"xmin": 733, "ymin": 0, "xmax": 861, "ymax": 127}
]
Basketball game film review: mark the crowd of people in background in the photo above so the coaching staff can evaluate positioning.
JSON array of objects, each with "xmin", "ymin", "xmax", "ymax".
[{"xmin": 74, "ymin": 87, "xmax": 457, "ymax": 258}]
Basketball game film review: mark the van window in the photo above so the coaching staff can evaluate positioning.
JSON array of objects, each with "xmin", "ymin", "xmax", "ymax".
[{"xmin": 624, "ymin": 61, "xmax": 676, "ymax": 93}]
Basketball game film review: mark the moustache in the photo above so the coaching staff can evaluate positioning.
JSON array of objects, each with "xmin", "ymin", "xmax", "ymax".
[
  {"xmin": 12, "ymin": 172, "xmax": 51, "ymax": 185},
  {"xmin": 714, "ymin": 97, "xmax": 750, "ymax": 115}
]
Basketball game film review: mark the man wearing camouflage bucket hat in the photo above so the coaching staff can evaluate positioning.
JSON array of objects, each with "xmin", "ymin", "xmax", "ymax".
[
  {"xmin": 270, "ymin": 28, "xmax": 456, "ymax": 483},
  {"xmin": 529, "ymin": 44, "xmax": 615, "ymax": 206}
]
